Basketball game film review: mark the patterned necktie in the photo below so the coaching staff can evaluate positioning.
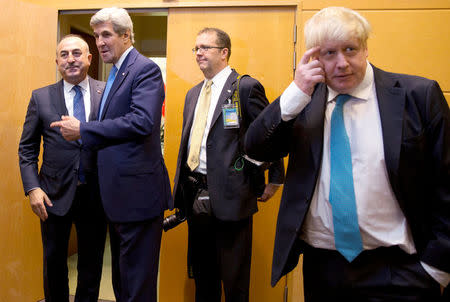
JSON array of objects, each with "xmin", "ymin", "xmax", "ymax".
[
  {"xmin": 98, "ymin": 65, "xmax": 118, "ymax": 119},
  {"xmin": 187, "ymin": 80, "xmax": 212, "ymax": 171},
  {"xmin": 73, "ymin": 85, "xmax": 86, "ymax": 183},
  {"xmin": 329, "ymin": 94, "xmax": 363, "ymax": 262}
]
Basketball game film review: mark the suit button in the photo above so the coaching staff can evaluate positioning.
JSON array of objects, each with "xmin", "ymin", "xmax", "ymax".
[{"xmin": 207, "ymin": 144, "xmax": 212, "ymax": 149}]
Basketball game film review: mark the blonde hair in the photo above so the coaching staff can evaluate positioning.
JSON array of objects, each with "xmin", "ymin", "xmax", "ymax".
[
  {"xmin": 304, "ymin": 7, "xmax": 371, "ymax": 49},
  {"xmin": 90, "ymin": 7, "xmax": 135, "ymax": 44}
]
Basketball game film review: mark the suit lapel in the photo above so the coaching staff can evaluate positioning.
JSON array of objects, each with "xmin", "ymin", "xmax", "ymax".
[
  {"xmin": 210, "ymin": 70, "xmax": 238, "ymax": 129},
  {"xmin": 373, "ymin": 65, "xmax": 405, "ymax": 181},
  {"xmin": 100, "ymin": 48, "xmax": 135, "ymax": 120},
  {"xmin": 53, "ymin": 80, "xmax": 68, "ymax": 117},
  {"xmin": 181, "ymin": 83, "xmax": 203, "ymax": 147},
  {"xmin": 307, "ymin": 83, "xmax": 328, "ymax": 169},
  {"xmin": 88, "ymin": 77, "xmax": 104, "ymax": 121}
]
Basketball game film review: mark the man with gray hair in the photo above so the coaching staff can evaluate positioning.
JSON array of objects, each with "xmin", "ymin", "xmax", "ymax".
[
  {"xmin": 51, "ymin": 7, "xmax": 172, "ymax": 302},
  {"xmin": 245, "ymin": 6, "xmax": 449, "ymax": 301}
]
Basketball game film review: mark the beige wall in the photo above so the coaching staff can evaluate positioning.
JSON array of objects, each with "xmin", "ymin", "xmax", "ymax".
[
  {"xmin": 0, "ymin": 1, "xmax": 57, "ymax": 301},
  {"xmin": 1, "ymin": 1, "xmax": 449, "ymax": 301}
]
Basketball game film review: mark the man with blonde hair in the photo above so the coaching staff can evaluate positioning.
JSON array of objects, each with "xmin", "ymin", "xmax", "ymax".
[
  {"xmin": 51, "ymin": 7, "xmax": 171, "ymax": 302},
  {"xmin": 245, "ymin": 6, "xmax": 449, "ymax": 301}
]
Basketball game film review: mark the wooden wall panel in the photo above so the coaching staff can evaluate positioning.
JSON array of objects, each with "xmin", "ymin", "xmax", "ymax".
[{"xmin": 0, "ymin": 1, "xmax": 57, "ymax": 301}]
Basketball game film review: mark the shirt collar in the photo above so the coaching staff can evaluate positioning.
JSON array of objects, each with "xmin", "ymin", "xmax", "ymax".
[
  {"xmin": 64, "ymin": 76, "xmax": 89, "ymax": 93},
  {"xmin": 114, "ymin": 46, "xmax": 134, "ymax": 71},
  {"xmin": 206, "ymin": 65, "xmax": 232, "ymax": 88},
  {"xmin": 327, "ymin": 61, "xmax": 374, "ymax": 103}
]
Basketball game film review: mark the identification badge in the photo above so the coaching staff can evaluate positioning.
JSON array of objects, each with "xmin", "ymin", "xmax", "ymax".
[{"xmin": 222, "ymin": 102, "xmax": 240, "ymax": 129}]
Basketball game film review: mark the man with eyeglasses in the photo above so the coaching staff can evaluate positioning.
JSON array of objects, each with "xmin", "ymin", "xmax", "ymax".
[{"xmin": 172, "ymin": 27, "xmax": 284, "ymax": 302}]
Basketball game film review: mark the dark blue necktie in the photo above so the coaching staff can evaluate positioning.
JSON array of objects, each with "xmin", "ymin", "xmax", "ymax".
[
  {"xmin": 329, "ymin": 94, "xmax": 363, "ymax": 262},
  {"xmin": 73, "ymin": 85, "xmax": 86, "ymax": 183},
  {"xmin": 98, "ymin": 65, "xmax": 118, "ymax": 119}
]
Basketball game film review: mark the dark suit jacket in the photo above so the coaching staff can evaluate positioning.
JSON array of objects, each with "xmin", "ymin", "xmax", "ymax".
[
  {"xmin": 80, "ymin": 48, "xmax": 172, "ymax": 223},
  {"xmin": 19, "ymin": 77, "xmax": 105, "ymax": 215},
  {"xmin": 173, "ymin": 69, "xmax": 285, "ymax": 221},
  {"xmin": 245, "ymin": 65, "xmax": 450, "ymax": 286}
]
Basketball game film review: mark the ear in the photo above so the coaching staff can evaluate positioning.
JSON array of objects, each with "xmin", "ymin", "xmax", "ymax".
[
  {"xmin": 87, "ymin": 53, "xmax": 93, "ymax": 64},
  {"xmin": 123, "ymin": 29, "xmax": 131, "ymax": 43},
  {"xmin": 221, "ymin": 48, "xmax": 229, "ymax": 60}
]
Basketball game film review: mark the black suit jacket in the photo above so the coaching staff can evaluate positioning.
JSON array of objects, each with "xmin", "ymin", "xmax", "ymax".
[
  {"xmin": 245, "ymin": 65, "xmax": 450, "ymax": 286},
  {"xmin": 19, "ymin": 77, "xmax": 105, "ymax": 215},
  {"xmin": 173, "ymin": 69, "xmax": 285, "ymax": 221}
]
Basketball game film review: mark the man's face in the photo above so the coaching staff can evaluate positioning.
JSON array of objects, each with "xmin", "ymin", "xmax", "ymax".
[
  {"xmin": 56, "ymin": 37, "xmax": 91, "ymax": 85},
  {"xmin": 194, "ymin": 32, "xmax": 227, "ymax": 79},
  {"xmin": 92, "ymin": 21, "xmax": 129, "ymax": 64},
  {"xmin": 318, "ymin": 38, "xmax": 368, "ymax": 94}
]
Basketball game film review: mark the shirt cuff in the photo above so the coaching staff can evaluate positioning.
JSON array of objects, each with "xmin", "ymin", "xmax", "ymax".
[
  {"xmin": 420, "ymin": 261, "xmax": 450, "ymax": 287},
  {"xmin": 279, "ymin": 81, "xmax": 311, "ymax": 121}
]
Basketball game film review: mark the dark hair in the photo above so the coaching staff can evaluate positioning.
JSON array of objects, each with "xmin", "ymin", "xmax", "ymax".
[{"xmin": 198, "ymin": 27, "xmax": 231, "ymax": 60}]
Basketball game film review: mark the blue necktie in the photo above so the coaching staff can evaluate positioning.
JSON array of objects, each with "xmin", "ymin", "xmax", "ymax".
[
  {"xmin": 73, "ymin": 85, "xmax": 86, "ymax": 183},
  {"xmin": 329, "ymin": 94, "xmax": 363, "ymax": 262},
  {"xmin": 98, "ymin": 65, "xmax": 118, "ymax": 119}
]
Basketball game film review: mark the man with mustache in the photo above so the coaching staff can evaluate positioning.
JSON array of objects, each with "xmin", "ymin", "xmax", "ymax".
[
  {"xmin": 245, "ymin": 6, "xmax": 449, "ymax": 302},
  {"xmin": 18, "ymin": 35, "xmax": 107, "ymax": 302}
]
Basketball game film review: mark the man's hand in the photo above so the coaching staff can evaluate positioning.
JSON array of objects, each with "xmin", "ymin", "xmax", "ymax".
[
  {"xmin": 293, "ymin": 46, "xmax": 325, "ymax": 96},
  {"xmin": 258, "ymin": 183, "xmax": 280, "ymax": 202},
  {"xmin": 28, "ymin": 188, "xmax": 53, "ymax": 221},
  {"xmin": 50, "ymin": 115, "xmax": 81, "ymax": 141}
]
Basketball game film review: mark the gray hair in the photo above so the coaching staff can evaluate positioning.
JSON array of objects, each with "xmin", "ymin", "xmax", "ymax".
[
  {"xmin": 90, "ymin": 7, "xmax": 135, "ymax": 44},
  {"xmin": 304, "ymin": 7, "xmax": 371, "ymax": 50}
]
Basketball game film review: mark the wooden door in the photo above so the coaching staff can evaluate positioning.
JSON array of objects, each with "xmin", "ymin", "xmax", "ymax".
[{"xmin": 161, "ymin": 6, "xmax": 295, "ymax": 302}]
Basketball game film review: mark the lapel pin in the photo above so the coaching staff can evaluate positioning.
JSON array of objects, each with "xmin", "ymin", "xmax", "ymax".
[
  {"xmin": 97, "ymin": 89, "xmax": 102, "ymax": 94},
  {"xmin": 122, "ymin": 73, "xmax": 125, "ymax": 76},
  {"xmin": 227, "ymin": 89, "xmax": 231, "ymax": 93}
]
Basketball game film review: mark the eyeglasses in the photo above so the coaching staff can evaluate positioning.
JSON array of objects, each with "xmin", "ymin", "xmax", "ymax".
[{"xmin": 192, "ymin": 46, "xmax": 224, "ymax": 54}]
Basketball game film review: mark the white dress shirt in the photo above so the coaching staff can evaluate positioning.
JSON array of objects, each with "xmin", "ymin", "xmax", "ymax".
[
  {"xmin": 188, "ymin": 66, "xmax": 232, "ymax": 174},
  {"xmin": 63, "ymin": 77, "xmax": 91, "ymax": 120},
  {"xmin": 279, "ymin": 63, "xmax": 449, "ymax": 286}
]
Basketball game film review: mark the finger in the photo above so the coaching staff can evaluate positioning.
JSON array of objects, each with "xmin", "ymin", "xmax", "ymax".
[
  {"xmin": 300, "ymin": 46, "xmax": 321, "ymax": 65},
  {"xmin": 61, "ymin": 115, "xmax": 71, "ymax": 121},
  {"xmin": 41, "ymin": 207, "xmax": 48, "ymax": 221},
  {"xmin": 50, "ymin": 121, "xmax": 62, "ymax": 128},
  {"xmin": 43, "ymin": 194, "xmax": 53, "ymax": 207}
]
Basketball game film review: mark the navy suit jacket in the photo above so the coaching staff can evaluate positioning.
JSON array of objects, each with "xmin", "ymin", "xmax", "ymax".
[
  {"xmin": 19, "ymin": 77, "xmax": 105, "ymax": 215},
  {"xmin": 80, "ymin": 48, "xmax": 172, "ymax": 223},
  {"xmin": 173, "ymin": 70, "xmax": 285, "ymax": 221},
  {"xmin": 245, "ymin": 65, "xmax": 450, "ymax": 286}
]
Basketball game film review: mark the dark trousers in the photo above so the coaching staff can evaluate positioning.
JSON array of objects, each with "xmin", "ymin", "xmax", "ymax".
[
  {"xmin": 40, "ymin": 184, "xmax": 107, "ymax": 302},
  {"xmin": 109, "ymin": 215, "xmax": 163, "ymax": 302},
  {"xmin": 188, "ymin": 214, "xmax": 253, "ymax": 302},
  {"xmin": 302, "ymin": 242, "xmax": 442, "ymax": 302}
]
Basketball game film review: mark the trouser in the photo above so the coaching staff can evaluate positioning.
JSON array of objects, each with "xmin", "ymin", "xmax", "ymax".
[
  {"xmin": 109, "ymin": 215, "xmax": 163, "ymax": 302},
  {"xmin": 302, "ymin": 242, "xmax": 442, "ymax": 302},
  {"xmin": 41, "ymin": 184, "xmax": 107, "ymax": 302},
  {"xmin": 188, "ymin": 214, "xmax": 253, "ymax": 302}
]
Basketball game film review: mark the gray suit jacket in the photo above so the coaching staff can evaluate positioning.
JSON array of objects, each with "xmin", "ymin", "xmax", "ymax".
[{"xmin": 18, "ymin": 77, "xmax": 105, "ymax": 215}]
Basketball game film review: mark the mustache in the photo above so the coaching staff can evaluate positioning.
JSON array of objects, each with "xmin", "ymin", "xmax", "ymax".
[{"xmin": 65, "ymin": 64, "xmax": 80, "ymax": 70}]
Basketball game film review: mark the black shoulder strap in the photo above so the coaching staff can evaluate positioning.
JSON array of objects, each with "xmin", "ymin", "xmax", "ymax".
[{"xmin": 231, "ymin": 74, "xmax": 249, "ymax": 120}]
